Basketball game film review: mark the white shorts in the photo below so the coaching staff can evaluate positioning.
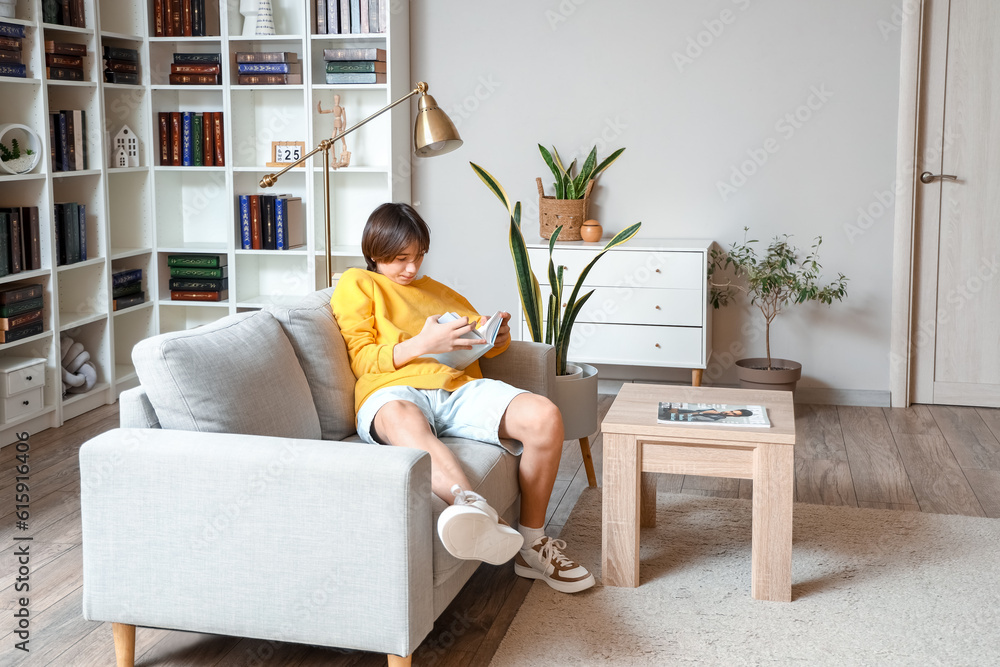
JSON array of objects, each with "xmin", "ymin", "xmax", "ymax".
[{"xmin": 356, "ymin": 379, "xmax": 528, "ymax": 455}]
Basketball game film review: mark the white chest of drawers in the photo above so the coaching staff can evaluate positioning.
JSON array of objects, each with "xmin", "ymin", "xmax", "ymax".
[
  {"xmin": 0, "ymin": 356, "xmax": 47, "ymax": 424},
  {"xmin": 522, "ymin": 237, "xmax": 713, "ymax": 385}
]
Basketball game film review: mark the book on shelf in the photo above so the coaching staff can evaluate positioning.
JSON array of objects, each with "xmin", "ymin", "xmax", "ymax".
[
  {"xmin": 54, "ymin": 202, "xmax": 86, "ymax": 266},
  {"xmin": 159, "ymin": 111, "xmax": 224, "ymax": 167},
  {"xmin": 0, "ymin": 308, "xmax": 42, "ymax": 331},
  {"xmin": 0, "ymin": 50, "xmax": 21, "ymax": 65},
  {"xmin": 154, "ymin": 0, "xmax": 213, "ymax": 37},
  {"xmin": 46, "ymin": 66, "xmax": 84, "ymax": 81},
  {"xmin": 104, "ymin": 59, "xmax": 139, "ymax": 74},
  {"xmin": 18, "ymin": 207, "xmax": 41, "ymax": 271},
  {"xmin": 213, "ymin": 113, "xmax": 225, "ymax": 165},
  {"xmin": 0, "ymin": 283, "xmax": 43, "ymax": 306},
  {"xmin": 275, "ymin": 196, "xmax": 304, "ymax": 250},
  {"xmin": 0, "ymin": 296, "xmax": 43, "ymax": 318},
  {"xmin": 323, "ymin": 47, "xmax": 386, "ymax": 61},
  {"xmin": 170, "ymin": 63, "xmax": 220, "ymax": 74},
  {"xmin": 167, "ymin": 254, "xmax": 227, "ymax": 268},
  {"xmin": 169, "ymin": 278, "xmax": 228, "ymax": 292},
  {"xmin": 112, "ymin": 268, "xmax": 143, "ymax": 287},
  {"xmin": 235, "ymin": 52, "xmax": 299, "ymax": 64},
  {"xmin": 44, "ymin": 41, "xmax": 86, "ymax": 56},
  {"xmin": 45, "ymin": 54, "xmax": 83, "ymax": 68},
  {"xmin": 103, "ymin": 45, "xmax": 138, "ymax": 62},
  {"xmin": 239, "ymin": 194, "xmax": 303, "ymax": 251},
  {"xmin": 238, "ymin": 73, "xmax": 303, "ymax": 86},
  {"xmin": 173, "ymin": 52, "xmax": 221, "ymax": 64},
  {"xmin": 40, "ymin": 0, "xmax": 84, "ymax": 28},
  {"xmin": 420, "ymin": 311, "xmax": 506, "ymax": 370},
  {"xmin": 0, "ymin": 319, "xmax": 43, "ymax": 344},
  {"xmin": 326, "ymin": 60, "xmax": 386, "ymax": 73},
  {"xmin": 105, "ymin": 71, "xmax": 139, "ymax": 85},
  {"xmin": 171, "ymin": 290, "xmax": 228, "ymax": 302},
  {"xmin": 8, "ymin": 209, "xmax": 22, "ymax": 274},
  {"xmin": 170, "ymin": 266, "xmax": 227, "ymax": 279},
  {"xmin": 113, "ymin": 292, "xmax": 146, "ymax": 311},
  {"xmin": 49, "ymin": 110, "xmax": 87, "ymax": 172},
  {"xmin": 325, "ymin": 72, "xmax": 385, "ymax": 85},
  {"xmin": 260, "ymin": 196, "xmax": 275, "ymax": 249},
  {"xmin": 656, "ymin": 403, "xmax": 771, "ymax": 428},
  {"xmin": 169, "ymin": 73, "xmax": 220, "ymax": 85},
  {"xmin": 0, "ymin": 22, "xmax": 26, "ymax": 39},
  {"xmin": 0, "ymin": 35, "xmax": 23, "ymax": 52},
  {"xmin": 112, "ymin": 281, "xmax": 143, "ymax": 299},
  {"xmin": 237, "ymin": 62, "xmax": 302, "ymax": 74},
  {"xmin": 0, "ymin": 63, "xmax": 26, "ymax": 78}
]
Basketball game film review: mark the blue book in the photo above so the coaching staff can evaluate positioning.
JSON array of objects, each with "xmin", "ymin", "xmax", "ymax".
[
  {"xmin": 275, "ymin": 197, "xmax": 286, "ymax": 250},
  {"xmin": 0, "ymin": 63, "xmax": 26, "ymax": 78},
  {"xmin": 181, "ymin": 111, "xmax": 192, "ymax": 166},
  {"xmin": 78, "ymin": 203, "xmax": 86, "ymax": 260},
  {"xmin": 113, "ymin": 268, "xmax": 142, "ymax": 286},
  {"xmin": 238, "ymin": 195, "xmax": 251, "ymax": 249},
  {"xmin": 350, "ymin": 0, "xmax": 361, "ymax": 33},
  {"xmin": 0, "ymin": 22, "xmax": 26, "ymax": 38},
  {"xmin": 237, "ymin": 63, "xmax": 301, "ymax": 74}
]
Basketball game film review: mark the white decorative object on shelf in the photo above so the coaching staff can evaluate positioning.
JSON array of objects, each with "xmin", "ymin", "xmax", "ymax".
[
  {"xmin": 0, "ymin": 124, "xmax": 42, "ymax": 175},
  {"xmin": 239, "ymin": 0, "xmax": 258, "ymax": 37},
  {"xmin": 0, "ymin": 1, "xmax": 15, "ymax": 19},
  {"xmin": 254, "ymin": 0, "xmax": 275, "ymax": 35},
  {"xmin": 111, "ymin": 125, "xmax": 140, "ymax": 168}
]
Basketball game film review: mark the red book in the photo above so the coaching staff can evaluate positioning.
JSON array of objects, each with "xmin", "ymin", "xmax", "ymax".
[
  {"xmin": 153, "ymin": 0, "xmax": 164, "ymax": 36},
  {"xmin": 170, "ymin": 0, "xmax": 182, "ymax": 37},
  {"xmin": 170, "ymin": 64, "xmax": 221, "ymax": 74},
  {"xmin": 248, "ymin": 195, "xmax": 262, "ymax": 249},
  {"xmin": 201, "ymin": 111, "xmax": 214, "ymax": 166},
  {"xmin": 171, "ymin": 290, "xmax": 228, "ymax": 302},
  {"xmin": 213, "ymin": 113, "xmax": 224, "ymax": 166},
  {"xmin": 182, "ymin": 0, "xmax": 193, "ymax": 37},
  {"xmin": 158, "ymin": 112, "xmax": 170, "ymax": 165},
  {"xmin": 170, "ymin": 112, "xmax": 181, "ymax": 166},
  {"xmin": 168, "ymin": 73, "xmax": 220, "ymax": 85}
]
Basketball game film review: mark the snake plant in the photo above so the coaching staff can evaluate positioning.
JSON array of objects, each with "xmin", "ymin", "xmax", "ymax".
[
  {"xmin": 471, "ymin": 162, "xmax": 641, "ymax": 375},
  {"xmin": 539, "ymin": 144, "xmax": 625, "ymax": 199}
]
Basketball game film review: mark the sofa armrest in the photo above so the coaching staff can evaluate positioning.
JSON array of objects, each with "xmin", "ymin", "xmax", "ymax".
[
  {"xmin": 80, "ymin": 428, "xmax": 433, "ymax": 657},
  {"xmin": 479, "ymin": 340, "xmax": 556, "ymax": 399},
  {"xmin": 118, "ymin": 386, "xmax": 160, "ymax": 429}
]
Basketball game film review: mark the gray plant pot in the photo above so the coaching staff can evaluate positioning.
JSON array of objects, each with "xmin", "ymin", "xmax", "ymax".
[
  {"xmin": 552, "ymin": 362, "xmax": 599, "ymax": 440},
  {"xmin": 735, "ymin": 358, "xmax": 802, "ymax": 392}
]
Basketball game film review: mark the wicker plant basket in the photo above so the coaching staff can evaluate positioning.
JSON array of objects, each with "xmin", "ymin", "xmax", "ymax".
[{"xmin": 537, "ymin": 178, "xmax": 594, "ymax": 240}]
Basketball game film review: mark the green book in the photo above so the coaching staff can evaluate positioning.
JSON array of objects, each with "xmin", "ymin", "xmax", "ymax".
[
  {"xmin": 0, "ymin": 296, "xmax": 43, "ymax": 317},
  {"xmin": 170, "ymin": 266, "xmax": 228, "ymax": 279},
  {"xmin": 112, "ymin": 282, "xmax": 143, "ymax": 298},
  {"xmin": 167, "ymin": 254, "xmax": 228, "ymax": 268},
  {"xmin": 192, "ymin": 113, "xmax": 203, "ymax": 166},
  {"xmin": 325, "ymin": 61, "xmax": 386, "ymax": 73}
]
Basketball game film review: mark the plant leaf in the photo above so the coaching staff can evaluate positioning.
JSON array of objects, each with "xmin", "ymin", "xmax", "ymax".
[
  {"xmin": 590, "ymin": 147, "xmax": 626, "ymax": 180},
  {"xmin": 538, "ymin": 144, "xmax": 562, "ymax": 185},
  {"xmin": 573, "ymin": 147, "xmax": 598, "ymax": 193},
  {"xmin": 470, "ymin": 162, "xmax": 513, "ymax": 218},
  {"xmin": 509, "ymin": 215, "xmax": 543, "ymax": 342},
  {"xmin": 556, "ymin": 290, "xmax": 595, "ymax": 375}
]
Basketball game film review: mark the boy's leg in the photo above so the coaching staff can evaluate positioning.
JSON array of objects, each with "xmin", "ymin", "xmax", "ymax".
[{"xmin": 372, "ymin": 399, "xmax": 473, "ymax": 503}]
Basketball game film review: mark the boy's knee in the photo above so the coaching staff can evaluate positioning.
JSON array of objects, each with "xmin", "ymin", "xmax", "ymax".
[
  {"xmin": 519, "ymin": 394, "xmax": 564, "ymax": 441},
  {"xmin": 375, "ymin": 400, "xmax": 426, "ymax": 433}
]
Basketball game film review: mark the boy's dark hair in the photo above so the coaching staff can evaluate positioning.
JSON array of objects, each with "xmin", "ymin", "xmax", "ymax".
[{"xmin": 361, "ymin": 203, "xmax": 431, "ymax": 271}]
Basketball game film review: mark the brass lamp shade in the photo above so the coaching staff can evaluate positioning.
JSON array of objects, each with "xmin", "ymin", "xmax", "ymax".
[{"xmin": 414, "ymin": 92, "xmax": 463, "ymax": 157}]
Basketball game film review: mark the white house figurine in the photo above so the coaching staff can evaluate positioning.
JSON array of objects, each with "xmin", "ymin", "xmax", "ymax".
[{"xmin": 113, "ymin": 125, "xmax": 140, "ymax": 168}]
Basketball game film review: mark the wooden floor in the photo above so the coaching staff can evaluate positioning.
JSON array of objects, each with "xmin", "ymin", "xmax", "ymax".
[{"xmin": 3, "ymin": 393, "xmax": 1000, "ymax": 666}]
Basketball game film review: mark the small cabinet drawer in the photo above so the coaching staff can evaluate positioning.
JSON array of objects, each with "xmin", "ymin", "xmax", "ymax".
[
  {"xmin": 3, "ymin": 361, "xmax": 45, "ymax": 397},
  {"xmin": 540, "ymin": 285, "xmax": 704, "ymax": 327},
  {"xmin": 527, "ymin": 248, "xmax": 705, "ymax": 290},
  {"xmin": 2, "ymin": 386, "xmax": 44, "ymax": 422}
]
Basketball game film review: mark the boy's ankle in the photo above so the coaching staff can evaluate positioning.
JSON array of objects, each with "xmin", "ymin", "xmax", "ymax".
[{"xmin": 518, "ymin": 524, "xmax": 546, "ymax": 546}]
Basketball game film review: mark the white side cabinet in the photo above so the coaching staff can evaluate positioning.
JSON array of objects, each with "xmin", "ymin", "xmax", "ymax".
[
  {"xmin": 0, "ymin": 356, "xmax": 46, "ymax": 423},
  {"xmin": 523, "ymin": 237, "xmax": 713, "ymax": 385}
]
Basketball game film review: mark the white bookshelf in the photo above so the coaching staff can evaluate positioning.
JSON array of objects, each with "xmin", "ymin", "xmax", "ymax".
[{"xmin": 0, "ymin": 0, "xmax": 410, "ymax": 444}]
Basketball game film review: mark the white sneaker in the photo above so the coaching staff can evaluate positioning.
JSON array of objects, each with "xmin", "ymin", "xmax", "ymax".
[
  {"xmin": 437, "ymin": 485, "xmax": 524, "ymax": 564},
  {"xmin": 514, "ymin": 536, "xmax": 596, "ymax": 593}
]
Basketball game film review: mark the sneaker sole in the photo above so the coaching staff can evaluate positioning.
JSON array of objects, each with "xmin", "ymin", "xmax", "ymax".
[
  {"xmin": 438, "ymin": 506, "xmax": 524, "ymax": 564},
  {"xmin": 514, "ymin": 562, "xmax": 596, "ymax": 594}
]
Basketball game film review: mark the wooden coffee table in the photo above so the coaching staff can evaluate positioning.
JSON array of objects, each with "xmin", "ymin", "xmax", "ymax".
[{"xmin": 601, "ymin": 384, "xmax": 796, "ymax": 601}]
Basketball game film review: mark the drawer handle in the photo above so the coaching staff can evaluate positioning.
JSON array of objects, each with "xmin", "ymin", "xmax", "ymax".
[
  {"xmin": 654, "ymin": 343, "xmax": 661, "ymax": 349},
  {"xmin": 22, "ymin": 400, "xmax": 30, "ymax": 406},
  {"xmin": 25, "ymin": 375, "xmax": 32, "ymax": 381},
  {"xmin": 655, "ymin": 268, "xmax": 661, "ymax": 273},
  {"xmin": 654, "ymin": 305, "xmax": 661, "ymax": 310}
]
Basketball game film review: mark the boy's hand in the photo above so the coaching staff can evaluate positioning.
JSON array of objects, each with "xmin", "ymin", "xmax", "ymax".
[
  {"xmin": 418, "ymin": 314, "xmax": 486, "ymax": 354},
  {"xmin": 491, "ymin": 311, "xmax": 512, "ymax": 349}
]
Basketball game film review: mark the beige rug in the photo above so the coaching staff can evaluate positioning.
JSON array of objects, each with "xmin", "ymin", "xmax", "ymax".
[{"xmin": 491, "ymin": 489, "xmax": 1000, "ymax": 666}]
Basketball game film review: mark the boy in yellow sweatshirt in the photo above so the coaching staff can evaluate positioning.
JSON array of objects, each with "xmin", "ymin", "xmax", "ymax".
[{"xmin": 331, "ymin": 203, "xmax": 594, "ymax": 593}]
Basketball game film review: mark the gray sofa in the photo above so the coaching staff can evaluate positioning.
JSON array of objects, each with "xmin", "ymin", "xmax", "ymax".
[{"xmin": 79, "ymin": 287, "xmax": 555, "ymax": 666}]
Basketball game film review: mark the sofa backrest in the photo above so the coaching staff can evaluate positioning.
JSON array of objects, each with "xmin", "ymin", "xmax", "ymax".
[
  {"xmin": 132, "ymin": 310, "xmax": 322, "ymax": 439},
  {"xmin": 264, "ymin": 288, "xmax": 357, "ymax": 440}
]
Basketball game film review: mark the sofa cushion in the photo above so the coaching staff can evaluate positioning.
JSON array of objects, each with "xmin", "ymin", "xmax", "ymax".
[
  {"xmin": 264, "ymin": 288, "xmax": 357, "ymax": 440},
  {"xmin": 132, "ymin": 310, "xmax": 321, "ymax": 439}
]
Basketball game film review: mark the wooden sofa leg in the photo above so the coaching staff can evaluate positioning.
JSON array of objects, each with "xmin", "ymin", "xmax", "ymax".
[
  {"xmin": 112, "ymin": 623, "xmax": 136, "ymax": 667},
  {"xmin": 387, "ymin": 653, "xmax": 412, "ymax": 666},
  {"xmin": 579, "ymin": 436, "xmax": 597, "ymax": 487}
]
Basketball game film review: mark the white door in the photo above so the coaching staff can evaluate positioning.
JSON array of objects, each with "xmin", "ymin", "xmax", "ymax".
[{"xmin": 911, "ymin": 0, "xmax": 1000, "ymax": 407}]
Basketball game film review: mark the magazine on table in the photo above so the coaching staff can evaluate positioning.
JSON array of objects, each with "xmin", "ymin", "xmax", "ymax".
[
  {"xmin": 657, "ymin": 402, "xmax": 771, "ymax": 427},
  {"xmin": 421, "ymin": 311, "xmax": 504, "ymax": 370}
]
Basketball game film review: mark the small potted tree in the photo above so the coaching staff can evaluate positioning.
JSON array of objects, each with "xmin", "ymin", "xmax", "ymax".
[{"xmin": 709, "ymin": 228, "xmax": 848, "ymax": 391}]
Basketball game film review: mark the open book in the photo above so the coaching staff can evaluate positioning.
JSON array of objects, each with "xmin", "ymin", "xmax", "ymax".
[
  {"xmin": 657, "ymin": 402, "xmax": 771, "ymax": 427},
  {"xmin": 421, "ymin": 311, "xmax": 504, "ymax": 370}
]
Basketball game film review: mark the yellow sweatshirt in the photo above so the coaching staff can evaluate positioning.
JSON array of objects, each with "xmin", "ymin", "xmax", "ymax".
[{"xmin": 331, "ymin": 268, "xmax": 510, "ymax": 414}]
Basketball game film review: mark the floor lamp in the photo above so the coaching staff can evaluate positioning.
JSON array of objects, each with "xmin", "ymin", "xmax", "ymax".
[{"xmin": 259, "ymin": 82, "xmax": 463, "ymax": 287}]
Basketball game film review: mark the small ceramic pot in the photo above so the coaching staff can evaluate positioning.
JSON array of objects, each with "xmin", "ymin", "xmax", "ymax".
[{"xmin": 580, "ymin": 219, "xmax": 603, "ymax": 242}]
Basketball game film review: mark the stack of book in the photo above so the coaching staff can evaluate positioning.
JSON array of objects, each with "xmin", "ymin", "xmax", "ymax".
[
  {"xmin": 158, "ymin": 111, "xmax": 225, "ymax": 166},
  {"xmin": 41, "ymin": 0, "xmax": 86, "ymax": 28},
  {"xmin": 169, "ymin": 52, "xmax": 221, "ymax": 85},
  {"xmin": 315, "ymin": 0, "xmax": 386, "ymax": 35},
  {"xmin": 104, "ymin": 45, "xmax": 139, "ymax": 85},
  {"xmin": 235, "ymin": 52, "xmax": 301, "ymax": 86},
  {"xmin": 0, "ymin": 22, "xmax": 26, "ymax": 78},
  {"xmin": 45, "ymin": 41, "xmax": 87, "ymax": 81},
  {"xmin": 238, "ymin": 194, "xmax": 304, "ymax": 250},
  {"xmin": 112, "ymin": 269, "xmax": 145, "ymax": 311},
  {"xmin": 48, "ymin": 110, "xmax": 89, "ymax": 172},
  {"xmin": 0, "ymin": 207, "xmax": 42, "ymax": 277},
  {"xmin": 323, "ymin": 47, "xmax": 386, "ymax": 84},
  {"xmin": 0, "ymin": 283, "xmax": 44, "ymax": 344},
  {"xmin": 54, "ymin": 202, "xmax": 87, "ymax": 266},
  {"xmin": 153, "ymin": 0, "xmax": 217, "ymax": 36},
  {"xmin": 168, "ymin": 254, "xmax": 228, "ymax": 302}
]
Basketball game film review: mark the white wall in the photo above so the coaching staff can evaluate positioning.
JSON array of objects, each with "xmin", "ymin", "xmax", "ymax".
[{"xmin": 408, "ymin": 0, "xmax": 903, "ymax": 397}]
